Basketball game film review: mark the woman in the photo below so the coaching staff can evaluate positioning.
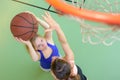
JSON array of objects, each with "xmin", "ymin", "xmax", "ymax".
[
  {"xmin": 15, "ymin": 12, "xmax": 61, "ymax": 71},
  {"xmin": 43, "ymin": 12, "xmax": 87, "ymax": 80}
]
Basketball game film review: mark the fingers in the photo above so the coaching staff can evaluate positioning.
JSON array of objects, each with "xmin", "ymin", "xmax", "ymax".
[
  {"xmin": 14, "ymin": 37, "xmax": 21, "ymax": 42},
  {"xmin": 42, "ymin": 15, "xmax": 51, "ymax": 26},
  {"xmin": 42, "ymin": 15, "xmax": 47, "ymax": 21},
  {"xmin": 14, "ymin": 37, "xmax": 18, "ymax": 41},
  {"xmin": 14, "ymin": 36, "xmax": 31, "ymax": 46},
  {"xmin": 42, "ymin": 11, "xmax": 52, "ymax": 20},
  {"xmin": 45, "ymin": 11, "xmax": 49, "ymax": 16},
  {"xmin": 42, "ymin": 12, "xmax": 59, "ymax": 29},
  {"xmin": 14, "ymin": 37, "xmax": 26, "ymax": 43},
  {"xmin": 44, "ymin": 11, "xmax": 50, "ymax": 17},
  {"xmin": 45, "ymin": 28, "xmax": 53, "ymax": 33}
]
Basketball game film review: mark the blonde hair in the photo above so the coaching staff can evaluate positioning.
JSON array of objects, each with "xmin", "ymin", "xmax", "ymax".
[{"xmin": 25, "ymin": 34, "xmax": 41, "ymax": 52}]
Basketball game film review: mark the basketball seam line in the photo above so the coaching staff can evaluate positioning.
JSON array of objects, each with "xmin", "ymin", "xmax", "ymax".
[
  {"xmin": 17, "ymin": 15, "xmax": 37, "ymax": 25},
  {"xmin": 11, "ymin": 25, "xmax": 38, "ymax": 29},
  {"xmin": 14, "ymin": 31, "xmax": 36, "ymax": 37}
]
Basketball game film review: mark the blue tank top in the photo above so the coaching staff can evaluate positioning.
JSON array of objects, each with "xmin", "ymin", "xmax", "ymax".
[{"xmin": 38, "ymin": 43, "xmax": 60, "ymax": 69}]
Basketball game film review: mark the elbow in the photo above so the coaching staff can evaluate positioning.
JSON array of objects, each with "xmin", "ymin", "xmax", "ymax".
[
  {"xmin": 32, "ymin": 57, "xmax": 39, "ymax": 62},
  {"xmin": 32, "ymin": 59, "xmax": 38, "ymax": 62},
  {"xmin": 59, "ymin": 38, "xmax": 67, "ymax": 44}
]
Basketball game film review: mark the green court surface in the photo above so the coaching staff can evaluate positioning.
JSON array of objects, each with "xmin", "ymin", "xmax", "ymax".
[{"xmin": 0, "ymin": 0, "xmax": 120, "ymax": 80}]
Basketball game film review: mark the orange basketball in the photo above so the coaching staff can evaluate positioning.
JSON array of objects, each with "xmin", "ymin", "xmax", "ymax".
[{"xmin": 10, "ymin": 11, "xmax": 38, "ymax": 41}]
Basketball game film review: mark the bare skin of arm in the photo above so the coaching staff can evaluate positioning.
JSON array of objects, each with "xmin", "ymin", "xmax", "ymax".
[
  {"xmin": 37, "ymin": 17, "xmax": 54, "ymax": 44},
  {"xmin": 43, "ymin": 12, "xmax": 74, "ymax": 62},
  {"xmin": 43, "ymin": 12, "xmax": 77, "ymax": 79},
  {"xmin": 15, "ymin": 38, "xmax": 40, "ymax": 62}
]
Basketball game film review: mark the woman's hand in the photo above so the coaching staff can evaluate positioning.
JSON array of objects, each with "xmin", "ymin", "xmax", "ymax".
[
  {"xmin": 15, "ymin": 37, "xmax": 31, "ymax": 45},
  {"xmin": 42, "ymin": 12, "xmax": 60, "ymax": 30},
  {"xmin": 36, "ymin": 17, "xmax": 50, "ymax": 29}
]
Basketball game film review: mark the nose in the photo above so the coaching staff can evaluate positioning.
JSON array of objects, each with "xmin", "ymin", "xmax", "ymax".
[{"xmin": 41, "ymin": 44, "xmax": 44, "ymax": 47}]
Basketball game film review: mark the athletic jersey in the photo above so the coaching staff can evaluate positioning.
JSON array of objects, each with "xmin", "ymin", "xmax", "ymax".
[
  {"xmin": 38, "ymin": 43, "xmax": 60, "ymax": 70},
  {"xmin": 70, "ymin": 62, "xmax": 87, "ymax": 80},
  {"xmin": 76, "ymin": 65, "xmax": 87, "ymax": 80}
]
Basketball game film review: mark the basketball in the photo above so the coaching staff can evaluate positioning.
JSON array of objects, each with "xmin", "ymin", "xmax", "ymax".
[{"xmin": 10, "ymin": 11, "xmax": 38, "ymax": 41}]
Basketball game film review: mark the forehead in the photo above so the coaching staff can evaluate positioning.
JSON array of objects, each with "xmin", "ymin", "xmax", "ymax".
[
  {"xmin": 34, "ymin": 37, "xmax": 44, "ymax": 42},
  {"xmin": 36, "ymin": 36, "xmax": 44, "ymax": 40}
]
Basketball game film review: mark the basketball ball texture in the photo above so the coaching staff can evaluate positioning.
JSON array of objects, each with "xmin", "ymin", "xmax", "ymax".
[{"xmin": 10, "ymin": 11, "xmax": 38, "ymax": 41}]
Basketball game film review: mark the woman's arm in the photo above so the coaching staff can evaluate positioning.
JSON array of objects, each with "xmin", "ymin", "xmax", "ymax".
[
  {"xmin": 37, "ymin": 17, "xmax": 53, "ymax": 44},
  {"xmin": 37, "ymin": 17, "xmax": 49, "ymax": 29},
  {"xmin": 43, "ymin": 12, "xmax": 74, "ymax": 61},
  {"xmin": 54, "ymin": 25, "xmax": 74, "ymax": 61},
  {"xmin": 15, "ymin": 38, "xmax": 40, "ymax": 62},
  {"xmin": 25, "ymin": 42, "xmax": 40, "ymax": 62}
]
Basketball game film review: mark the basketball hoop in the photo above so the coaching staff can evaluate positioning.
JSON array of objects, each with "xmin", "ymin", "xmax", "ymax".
[{"xmin": 46, "ymin": 0, "xmax": 120, "ymax": 46}]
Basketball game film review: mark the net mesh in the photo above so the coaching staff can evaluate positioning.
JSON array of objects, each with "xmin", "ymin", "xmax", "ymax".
[{"xmin": 67, "ymin": 0, "xmax": 120, "ymax": 46}]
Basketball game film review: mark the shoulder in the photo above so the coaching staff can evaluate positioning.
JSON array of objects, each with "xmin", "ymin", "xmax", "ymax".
[
  {"xmin": 47, "ymin": 41, "xmax": 55, "ymax": 46},
  {"xmin": 70, "ymin": 64, "xmax": 78, "ymax": 77},
  {"xmin": 66, "ymin": 60, "xmax": 78, "ymax": 77}
]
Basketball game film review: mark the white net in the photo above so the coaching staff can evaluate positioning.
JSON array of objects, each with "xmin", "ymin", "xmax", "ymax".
[{"xmin": 67, "ymin": 0, "xmax": 120, "ymax": 46}]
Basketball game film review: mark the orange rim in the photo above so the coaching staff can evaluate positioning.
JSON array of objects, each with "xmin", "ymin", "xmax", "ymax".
[{"xmin": 46, "ymin": 0, "xmax": 120, "ymax": 25}]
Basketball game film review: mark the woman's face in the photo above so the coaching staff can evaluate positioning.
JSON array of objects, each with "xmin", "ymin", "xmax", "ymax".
[{"xmin": 33, "ymin": 37, "xmax": 47, "ymax": 50}]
